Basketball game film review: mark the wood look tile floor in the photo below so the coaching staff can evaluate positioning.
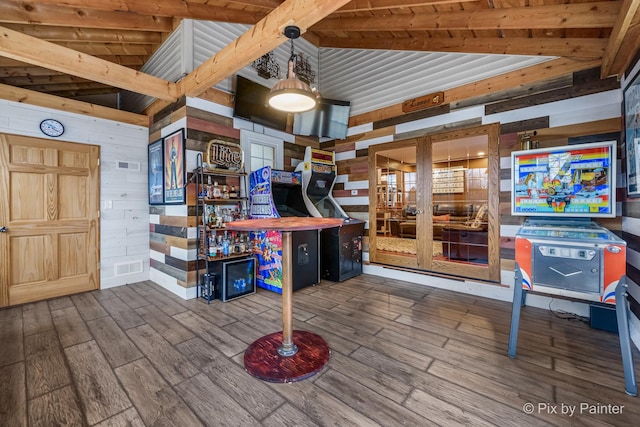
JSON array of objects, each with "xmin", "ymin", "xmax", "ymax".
[{"xmin": 1, "ymin": 275, "xmax": 639, "ymax": 426}]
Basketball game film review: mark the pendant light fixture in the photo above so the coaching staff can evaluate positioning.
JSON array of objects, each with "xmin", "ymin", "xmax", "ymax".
[{"xmin": 266, "ymin": 26, "xmax": 317, "ymax": 113}]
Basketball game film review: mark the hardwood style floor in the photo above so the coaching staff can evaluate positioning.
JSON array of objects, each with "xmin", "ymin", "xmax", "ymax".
[{"xmin": 1, "ymin": 274, "xmax": 639, "ymax": 426}]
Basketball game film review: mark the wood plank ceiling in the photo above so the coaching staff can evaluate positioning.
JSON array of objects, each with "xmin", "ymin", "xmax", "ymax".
[{"xmin": 0, "ymin": 0, "xmax": 638, "ymax": 119}]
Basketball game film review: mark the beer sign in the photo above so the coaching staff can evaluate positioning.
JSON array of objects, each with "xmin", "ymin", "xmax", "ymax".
[{"xmin": 206, "ymin": 139, "xmax": 244, "ymax": 171}]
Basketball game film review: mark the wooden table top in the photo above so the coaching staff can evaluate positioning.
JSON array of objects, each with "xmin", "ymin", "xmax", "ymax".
[{"xmin": 225, "ymin": 217, "xmax": 344, "ymax": 232}]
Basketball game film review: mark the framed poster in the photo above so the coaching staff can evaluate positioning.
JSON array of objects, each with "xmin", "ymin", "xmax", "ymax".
[
  {"xmin": 148, "ymin": 139, "xmax": 164, "ymax": 205},
  {"xmin": 624, "ymin": 68, "xmax": 640, "ymax": 197},
  {"xmin": 163, "ymin": 129, "xmax": 186, "ymax": 204}
]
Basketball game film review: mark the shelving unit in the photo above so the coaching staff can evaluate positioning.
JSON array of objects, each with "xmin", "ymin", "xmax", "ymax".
[
  {"xmin": 376, "ymin": 184, "xmax": 402, "ymax": 208},
  {"xmin": 193, "ymin": 153, "xmax": 252, "ymax": 303}
]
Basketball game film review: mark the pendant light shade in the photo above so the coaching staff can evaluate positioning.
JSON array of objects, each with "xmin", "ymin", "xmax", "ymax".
[{"xmin": 266, "ymin": 26, "xmax": 317, "ymax": 113}]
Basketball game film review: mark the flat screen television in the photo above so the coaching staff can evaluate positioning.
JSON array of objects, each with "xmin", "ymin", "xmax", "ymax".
[
  {"xmin": 233, "ymin": 75, "xmax": 288, "ymax": 131},
  {"xmin": 293, "ymin": 97, "xmax": 351, "ymax": 140},
  {"xmin": 511, "ymin": 140, "xmax": 616, "ymax": 218}
]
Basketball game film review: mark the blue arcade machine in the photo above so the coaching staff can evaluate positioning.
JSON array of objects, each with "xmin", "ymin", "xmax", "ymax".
[{"xmin": 248, "ymin": 166, "xmax": 319, "ymax": 293}]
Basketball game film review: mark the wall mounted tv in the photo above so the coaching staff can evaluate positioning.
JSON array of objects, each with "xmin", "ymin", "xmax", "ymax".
[
  {"xmin": 233, "ymin": 75, "xmax": 288, "ymax": 132},
  {"xmin": 293, "ymin": 97, "xmax": 351, "ymax": 140},
  {"xmin": 511, "ymin": 140, "xmax": 616, "ymax": 218}
]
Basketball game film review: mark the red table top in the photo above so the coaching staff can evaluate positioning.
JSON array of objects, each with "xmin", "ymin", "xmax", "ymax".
[{"xmin": 225, "ymin": 217, "xmax": 344, "ymax": 232}]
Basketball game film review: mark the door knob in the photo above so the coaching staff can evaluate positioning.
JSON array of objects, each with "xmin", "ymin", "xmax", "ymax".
[{"xmin": 0, "ymin": 226, "xmax": 7, "ymax": 232}]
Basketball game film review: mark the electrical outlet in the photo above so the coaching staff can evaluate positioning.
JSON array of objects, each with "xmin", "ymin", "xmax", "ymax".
[
  {"xmin": 105, "ymin": 200, "xmax": 113, "ymax": 209},
  {"xmin": 351, "ymin": 189, "xmax": 358, "ymax": 196}
]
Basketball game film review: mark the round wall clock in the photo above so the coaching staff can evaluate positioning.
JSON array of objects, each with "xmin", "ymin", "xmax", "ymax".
[{"xmin": 39, "ymin": 119, "xmax": 65, "ymax": 137}]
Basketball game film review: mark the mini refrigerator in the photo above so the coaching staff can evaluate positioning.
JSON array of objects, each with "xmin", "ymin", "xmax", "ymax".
[{"xmin": 208, "ymin": 256, "xmax": 257, "ymax": 301}]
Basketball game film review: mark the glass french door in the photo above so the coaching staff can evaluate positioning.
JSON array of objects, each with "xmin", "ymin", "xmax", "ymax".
[
  {"xmin": 369, "ymin": 124, "xmax": 500, "ymax": 282},
  {"xmin": 369, "ymin": 138, "xmax": 421, "ymax": 269}
]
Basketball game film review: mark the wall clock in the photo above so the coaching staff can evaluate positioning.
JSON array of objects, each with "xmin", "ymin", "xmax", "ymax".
[{"xmin": 40, "ymin": 119, "xmax": 65, "ymax": 137}]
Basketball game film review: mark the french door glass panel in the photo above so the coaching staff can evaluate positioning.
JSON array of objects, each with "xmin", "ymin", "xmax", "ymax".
[
  {"xmin": 430, "ymin": 135, "xmax": 489, "ymax": 276},
  {"xmin": 371, "ymin": 143, "xmax": 419, "ymax": 269}
]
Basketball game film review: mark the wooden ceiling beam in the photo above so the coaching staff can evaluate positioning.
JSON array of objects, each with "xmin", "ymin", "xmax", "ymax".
[
  {"xmin": 349, "ymin": 57, "xmax": 602, "ymax": 126},
  {"xmin": 179, "ymin": 0, "xmax": 353, "ymax": 98},
  {"xmin": 0, "ymin": 1, "xmax": 173, "ymax": 32},
  {"xmin": 20, "ymin": 0, "xmax": 265, "ymax": 25},
  {"xmin": 319, "ymin": 37, "xmax": 607, "ymax": 58},
  {"xmin": 0, "ymin": 66, "xmax": 67, "ymax": 77},
  {"xmin": 0, "ymin": 25, "xmax": 177, "ymax": 101},
  {"xmin": 0, "ymin": 56, "xmax": 147, "ymax": 68},
  {"xmin": 0, "ymin": 82, "xmax": 148, "ymax": 126},
  {"xmin": 93, "ymin": 56, "xmax": 147, "ymax": 67},
  {"xmin": 312, "ymin": 2, "xmax": 620, "ymax": 31},
  {"xmin": 18, "ymin": 82, "xmax": 113, "ymax": 93},
  {"xmin": 1, "ymin": 24, "xmax": 163, "ymax": 44},
  {"xmin": 0, "ymin": 74, "xmax": 104, "ymax": 86},
  {"xmin": 600, "ymin": 0, "xmax": 640, "ymax": 77},
  {"xmin": 337, "ymin": 0, "xmax": 478, "ymax": 12},
  {"xmin": 609, "ymin": 17, "xmax": 640, "ymax": 78},
  {"xmin": 54, "ymin": 43, "xmax": 154, "ymax": 56},
  {"xmin": 48, "ymin": 88, "xmax": 121, "ymax": 98},
  {"xmin": 0, "ymin": 63, "xmax": 141, "ymax": 79}
]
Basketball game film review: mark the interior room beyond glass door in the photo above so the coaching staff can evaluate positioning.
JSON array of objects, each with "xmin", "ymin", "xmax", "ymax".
[
  {"xmin": 429, "ymin": 133, "xmax": 495, "ymax": 281},
  {"xmin": 370, "ymin": 141, "xmax": 420, "ymax": 269}
]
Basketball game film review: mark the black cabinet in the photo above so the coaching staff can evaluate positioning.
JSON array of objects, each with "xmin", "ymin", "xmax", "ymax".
[
  {"xmin": 291, "ymin": 230, "xmax": 320, "ymax": 291},
  {"xmin": 321, "ymin": 219, "xmax": 365, "ymax": 282}
]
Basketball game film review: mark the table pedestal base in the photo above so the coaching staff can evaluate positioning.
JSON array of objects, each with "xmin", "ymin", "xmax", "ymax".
[{"xmin": 244, "ymin": 330, "xmax": 330, "ymax": 383}]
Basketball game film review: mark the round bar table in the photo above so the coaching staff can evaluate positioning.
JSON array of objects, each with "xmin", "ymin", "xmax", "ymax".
[{"xmin": 226, "ymin": 217, "xmax": 343, "ymax": 382}]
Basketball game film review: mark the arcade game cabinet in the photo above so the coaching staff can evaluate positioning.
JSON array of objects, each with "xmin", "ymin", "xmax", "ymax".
[
  {"xmin": 248, "ymin": 166, "xmax": 319, "ymax": 293},
  {"xmin": 511, "ymin": 141, "xmax": 626, "ymax": 305},
  {"xmin": 296, "ymin": 147, "xmax": 365, "ymax": 282}
]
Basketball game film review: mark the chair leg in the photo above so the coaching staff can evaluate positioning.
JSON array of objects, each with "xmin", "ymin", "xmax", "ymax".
[
  {"xmin": 508, "ymin": 263, "xmax": 524, "ymax": 359},
  {"xmin": 616, "ymin": 277, "xmax": 638, "ymax": 396}
]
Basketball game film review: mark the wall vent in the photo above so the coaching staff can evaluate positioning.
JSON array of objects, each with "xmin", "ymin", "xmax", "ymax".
[
  {"xmin": 114, "ymin": 260, "xmax": 143, "ymax": 277},
  {"xmin": 116, "ymin": 160, "xmax": 141, "ymax": 172}
]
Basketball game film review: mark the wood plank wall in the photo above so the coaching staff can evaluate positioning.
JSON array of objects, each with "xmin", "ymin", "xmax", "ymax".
[
  {"xmin": 148, "ymin": 98, "xmax": 316, "ymax": 291},
  {"xmin": 321, "ymin": 67, "xmax": 634, "ymax": 276}
]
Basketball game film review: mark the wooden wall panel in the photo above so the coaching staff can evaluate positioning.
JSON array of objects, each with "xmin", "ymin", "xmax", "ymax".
[
  {"xmin": 148, "ymin": 101, "xmax": 243, "ymax": 289},
  {"xmin": 330, "ymin": 67, "xmax": 626, "ymax": 275},
  {"xmin": 485, "ymin": 69, "xmax": 619, "ymax": 115}
]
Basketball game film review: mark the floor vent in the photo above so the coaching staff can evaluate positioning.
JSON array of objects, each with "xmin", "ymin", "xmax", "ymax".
[
  {"xmin": 114, "ymin": 260, "xmax": 143, "ymax": 277},
  {"xmin": 116, "ymin": 160, "xmax": 141, "ymax": 172}
]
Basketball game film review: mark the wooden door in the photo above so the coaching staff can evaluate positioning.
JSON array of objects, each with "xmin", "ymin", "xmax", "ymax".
[{"xmin": 0, "ymin": 133, "xmax": 100, "ymax": 307}]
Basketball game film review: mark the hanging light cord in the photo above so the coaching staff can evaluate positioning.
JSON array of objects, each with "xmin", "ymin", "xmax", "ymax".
[{"xmin": 289, "ymin": 38, "xmax": 297, "ymax": 65}]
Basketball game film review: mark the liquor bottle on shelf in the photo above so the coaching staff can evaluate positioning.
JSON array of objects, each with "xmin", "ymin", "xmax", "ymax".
[
  {"xmin": 206, "ymin": 206, "xmax": 216, "ymax": 228},
  {"xmin": 206, "ymin": 176, "xmax": 213, "ymax": 199},
  {"xmin": 212, "ymin": 181, "xmax": 221, "ymax": 199},
  {"xmin": 222, "ymin": 185, "xmax": 230, "ymax": 199},
  {"xmin": 208, "ymin": 233, "xmax": 217, "ymax": 257},
  {"xmin": 222, "ymin": 232, "xmax": 230, "ymax": 257},
  {"xmin": 215, "ymin": 206, "xmax": 223, "ymax": 228},
  {"xmin": 229, "ymin": 185, "xmax": 238, "ymax": 198}
]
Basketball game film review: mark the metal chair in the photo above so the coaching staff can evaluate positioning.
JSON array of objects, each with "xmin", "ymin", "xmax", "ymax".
[{"xmin": 615, "ymin": 275, "xmax": 639, "ymax": 396}]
